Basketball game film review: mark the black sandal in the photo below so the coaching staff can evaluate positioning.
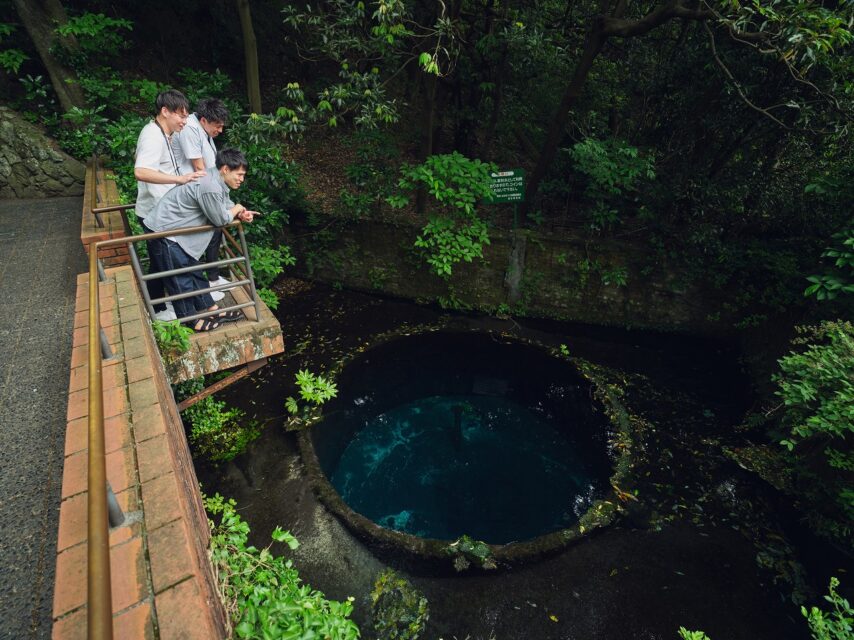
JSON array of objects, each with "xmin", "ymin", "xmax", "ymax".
[
  {"xmin": 188, "ymin": 316, "xmax": 223, "ymax": 332},
  {"xmin": 217, "ymin": 310, "xmax": 244, "ymax": 323}
]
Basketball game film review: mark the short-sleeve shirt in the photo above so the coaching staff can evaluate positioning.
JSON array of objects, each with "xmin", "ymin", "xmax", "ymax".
[
  {"xmin": 174, "ymin": 114, "xmax": 217, "ymax": 174},
  {"xmin": 145, "ymin": 172, "xmax": 234, "ymax": 260},
  {"xmin": 134, "ymin": 121, "xmax": 180, "ymax": 220}
]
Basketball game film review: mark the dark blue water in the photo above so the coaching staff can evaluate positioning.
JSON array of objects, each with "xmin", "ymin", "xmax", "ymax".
[{"xmin": 314, "ymin": 332, "xmax": 613, "ymax": 544}]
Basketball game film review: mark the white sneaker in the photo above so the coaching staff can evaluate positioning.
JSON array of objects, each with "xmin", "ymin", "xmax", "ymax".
[
  {"xmin": 154, "ymin": 308, "xmax": 177, "ymax": 322},
  {"xmin": 210, "ymin": 289, "xmax": 225, "ymax": 302},
  {"xmin": 213, "ymin": 276, "xmax": 236, "ymax": 291}
]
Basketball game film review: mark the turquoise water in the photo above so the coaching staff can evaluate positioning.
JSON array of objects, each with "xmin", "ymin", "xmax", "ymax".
[{"xmin": 329, "ymin": 393, "xmax": 601, "ymax": 544}]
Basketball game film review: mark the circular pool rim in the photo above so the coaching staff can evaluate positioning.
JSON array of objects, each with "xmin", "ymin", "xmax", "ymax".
[{"xmin": 296, "ymin": 328, "xmax": 637, "ymax": 568}]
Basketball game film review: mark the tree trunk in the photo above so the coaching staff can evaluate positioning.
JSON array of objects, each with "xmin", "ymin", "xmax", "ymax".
[
  {"xmin": 236, "ymin": 0, "xmax": 262, "ymax": 113},
  {"xmin": 416, "ymin": 72, "xmax": 438, "ymax": 214},
  {"xmin": 521, "ymin": 27, "xmax": 606, "ymax": 218},
  {"xmin": 12, "ymin": 0, "xmax": 85, "ymax": 112}
]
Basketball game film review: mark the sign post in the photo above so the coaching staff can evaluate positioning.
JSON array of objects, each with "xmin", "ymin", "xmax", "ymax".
[{"xmin": 486, "ymin": 169, "xmax": 525, "ymax": 228}]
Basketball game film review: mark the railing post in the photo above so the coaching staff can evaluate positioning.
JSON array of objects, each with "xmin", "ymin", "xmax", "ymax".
[
  {"xmin": 99, "ymin": 329, "xmax": 113, "ymax": 360},
  {"xmin": 235, "ymin": 223, "xmax": 262, "ymax": 322},
  {"xmin": 128, "ymin": 244, "xmax": 157, "ymax": 320},
  {"xmin": 106, "ymin": 483, "xmax": 124, "ymax": 528}
]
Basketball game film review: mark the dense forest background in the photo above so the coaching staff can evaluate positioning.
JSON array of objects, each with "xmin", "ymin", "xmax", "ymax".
[{"xmin": 1, "ymin": 0, "xmax": 852, "ymax": 617}]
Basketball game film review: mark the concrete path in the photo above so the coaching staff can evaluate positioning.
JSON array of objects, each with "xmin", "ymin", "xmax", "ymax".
[{"xmin": 0, "ymin": 197, "xmax": 86, "ymax": 639}]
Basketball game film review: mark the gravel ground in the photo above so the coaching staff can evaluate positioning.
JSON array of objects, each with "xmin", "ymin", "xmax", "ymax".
[{"xmin": 0, "ymin": 197, "xmax": 86, "ymax": 640}]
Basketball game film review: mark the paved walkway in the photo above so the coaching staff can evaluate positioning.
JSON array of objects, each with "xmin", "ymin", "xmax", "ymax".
[{"xmin": 0, "ymin": 197, "xmax": 86, "ymax": 640}]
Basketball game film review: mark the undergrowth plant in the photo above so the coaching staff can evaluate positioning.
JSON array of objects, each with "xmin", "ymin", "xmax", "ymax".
[
  {"xmin": 152, "ymin": 319, "xmax": 194, "ymax": 356},
  {"xmin": 204, "ymin": 493, "xmax": 360, "ymax": 640},
  {"xmin": 802, "ymin": 577, "xmax": 854, "ymax": 640},
  {"xmin": 388, "ymin": 152, "xmax": 496, "ymax": 279},
  {"xmin": 285, "ymin": 369, "xmax": 338, "ymax": 427},
  {"xmin": 183, "ymin": 397, "xmax": 260, "ymax": 463},
  {"xmin": 371, "ymin": 570, "xmax": 428, "ymax": 640},
  {"xmin": 774, "ymin": 320, "xmax": 854, "ymax": 543}
]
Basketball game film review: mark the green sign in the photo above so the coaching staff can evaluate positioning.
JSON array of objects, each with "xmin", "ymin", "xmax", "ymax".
[{"xmin": 487, "ymin": 169, "xmax": 525, "ymax": 203}]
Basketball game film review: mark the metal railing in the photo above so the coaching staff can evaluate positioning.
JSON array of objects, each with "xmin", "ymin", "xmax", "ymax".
[{"xmin": 86, "ymin": 221, "xmax": 260, "ymax": 638}]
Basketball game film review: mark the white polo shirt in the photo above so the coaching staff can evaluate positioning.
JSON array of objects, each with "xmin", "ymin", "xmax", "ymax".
[
  {"xmin": 134, "ymin": 121, "xmax": 180, "ymax": 221},
  {"xmin": 175, "ymin": 113, "xmax": 217, "ymax": 173}
]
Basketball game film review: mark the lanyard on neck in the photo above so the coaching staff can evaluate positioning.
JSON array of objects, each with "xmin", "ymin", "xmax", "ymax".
[{"xmin": 154, "ymin": 119, "xmax": 181, "ymax": 176}]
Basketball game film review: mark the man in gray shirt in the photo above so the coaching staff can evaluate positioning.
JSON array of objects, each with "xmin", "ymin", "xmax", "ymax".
[
  {"xmin": 173, "ymin": 98, "xmax": 232, "ymax": 299},
  {"xmin": 146, "ymin": 148, "xmax": 257, "ymax": 331}
]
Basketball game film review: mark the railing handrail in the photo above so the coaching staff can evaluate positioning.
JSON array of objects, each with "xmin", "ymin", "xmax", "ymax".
[
  {"xmin": 87, "ymin": 248, "xmax": 112, "ymax": 640},
  {"xmin": 86, "ymin": 218, "xmax": 261, "ymax": 638}
]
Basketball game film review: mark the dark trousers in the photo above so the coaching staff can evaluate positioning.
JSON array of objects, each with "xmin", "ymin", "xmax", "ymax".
[
  {"xmin": 148, "ymin": 238, "xmax": 215, "ymax": 320},
  {"xmin": 204, "ymin": 228, "xmax": 223, "ymax": 282},
  {"xmin": 141, "ymin": 220, "xmax": 166, "ymax": 312}
]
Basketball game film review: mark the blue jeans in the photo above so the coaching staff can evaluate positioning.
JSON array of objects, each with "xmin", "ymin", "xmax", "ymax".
[
  {"xmin": 148, "ymin": 238, "xmax": 215, "ymax": 320},
  {"xmin": 141, "ymin": 220, "xmax": 166, "ymax": 312}
]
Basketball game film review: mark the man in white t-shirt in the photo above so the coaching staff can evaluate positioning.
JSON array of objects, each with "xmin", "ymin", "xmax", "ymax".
[
  {"xmin": 134, "ymin": 89, "xmax": 205, "ymax": 319},
  {"xmin": 173, "ymin": 98, "xmax": 232, "ymax": 300}
]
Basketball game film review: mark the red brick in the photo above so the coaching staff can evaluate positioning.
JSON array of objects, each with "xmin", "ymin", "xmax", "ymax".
[
  {"xmin": 114, "ymin": 602, "xmax": 154, "ymax": 639},
  {"xmin": 53, "ymin": 544, "xmax": 86, "ymax": 617},
  {"xmin": 149, "ymin": 519, "xmax": 196, "ymax": 593},
  {"xmin": 102, "ymin": 385, "xmax": 129, "ymax": 419},
  {"xmin": 125, "ymin": 356, "xmax": 154, "ymax": 384},
  {"xmin": 105, "ymin": 447, "xmax": 137, "ymax": 493},
  {"xmin": 51, "ymin": 604, "xmax": 85, "ymax": 639},
  {"xmin": 132, "ymin": 404, "xmax": 167, "ymax": 443},
  {"xmin": 155, "ymin": 577, "xmax": 216, "ymax": 640},
  {"xmin": 57, "ymin": 493, "xmax": 87, "ymax": 552},
  {"xmin": 61, "ymin": 451, "xmax": 88, "ymax": 499},
  {"xmin": 141, "ymin": 473, "xmax": 183, "ymax": 530},
  {"xmin": 66, "ymin": 389, "xmax": 88, "ymax": 422},
  {"xmin": 137, "ymin": 434, "xmax": 171, "ymax": 483},
  {"xmin": 109, "ymin": 537, "xmax": 148, "ymax": 612}
]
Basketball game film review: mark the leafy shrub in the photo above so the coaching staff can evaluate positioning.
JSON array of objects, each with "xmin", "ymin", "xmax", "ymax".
[
  {"xmin": 285, "ymin": 369, "xmax": 338, "ymax": 425},
  {"xmin": 371, "ymin": 570, "xmax": 429, "ymax": 640},
  {"xmin": 205, "ymin": 493, "xmax": 360, "ymax": 640},
  {"xmin": 249, "ymin": 245, "xmax": 296, "ymax": 288},
  {"xmin": 177, "ymin": 67, "xmax": 243, "ymax": 116},
  {"xmin": 775, "ymin": 321, "xmax": 854, "ymax": 543},
  {"xmin": 226, "ymin": 115, "xmax": 305, "ymax": 244},
  {"xmin": 802, "ymin": 577, "xmax": 854, "ymax": 640},
  {"xmin": 389, "ymin": 152, "xmax": 497, "ymax": 279},
  {"xmin": 568, "ymin": 138, "xmax": 655, "ymax": 230},
  {"xmin": 258, "ymin": 287, "xmax": 280, "ymax": 310},
  {"xmin": 183, "ymin": 396, "xmax": 259, "ymax": 463},
  {"xmin": 56, "ymin": 12, "xmax": 133, "ymax": 60},
  {"xmin": 678, "ymin": 630, "xmax": 711, "ymax": 640},
  {"xmin": 445, "ymin": 534, "xmax": 496, "ymax": 571},
  {"xmin": 151, "ymin": 319, "xmax": 194, "ymax": 356}
]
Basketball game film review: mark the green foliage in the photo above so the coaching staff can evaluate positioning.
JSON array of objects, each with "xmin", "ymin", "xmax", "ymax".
[
  {"xmin": 249, "ymin": 245, "xmax": 296, "ymax": 288},
  {"xmin": 57, "ymin": 106, "xmax": 109, "ymax": 158},
  {"xmin": 802, "ymin": 577, "xmax": 854, "ymax": 640},
  {"xmin": 678, "ymin": 629, "xmax": 711, "ymax": 640},
  {"xmin": 0, "ymin": 23, "xmax": 27, "ymax": 73},
  {"xmin": 184, "ymin": 397, "xmax": 259, "ymax": 463},
  {"xmin": 151, "ymin": 320, "xmax": 194, "ymax": 355},
  {"xmin": 568, "ymin": 138, "xmax": 655, "ymax": 230},
  {"xmin": 445, "ymin": 534, "xmax": 496, "ymax": 571},
  {"xmin": 806, "ymin": 229, "xmax": 854, "ymax": 300},
  {"xmin": 56, "ymin": 12, "xmax": 133, "ymax": 59},
  {"xmin": 285, "ymin": 369, "xmax": 338, "ymax": 423},
  {"xmin": 258, "ymin": 287, "xmax": 280, "ymax": 310},
  {"xmin": 370, "ymin": 570, "xmax": 429, "ymax": 640},
  {"xmin": 391, "ymin": 153, "xmax": 497, "ymax": 278},
  {"xmin": 177, "ymin": 68, "xmax": 242, "ymax": 115},
  {"xmin": 226, "ymin": 115, "xmax": 304, "ymax": 244},
  {"xmin": 204, "ymin": 493, "xmax": 360, "ymax": 639},
  {"xmin": 775, "ymin": 321, "xmax": 854, "ymax": 543}
]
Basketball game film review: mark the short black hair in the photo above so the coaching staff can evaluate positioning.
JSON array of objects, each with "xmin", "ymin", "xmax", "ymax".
[
  {"xmin": 216, "ymin": 148, "xmax": 248, "ymax": 171},
  {"xmin": 195, "ymin": 98, "xmax": 229, "ymax": 125},
  {"xmin": 155, "ymin": 89, "xmax": 189, "ymax": 114}
]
